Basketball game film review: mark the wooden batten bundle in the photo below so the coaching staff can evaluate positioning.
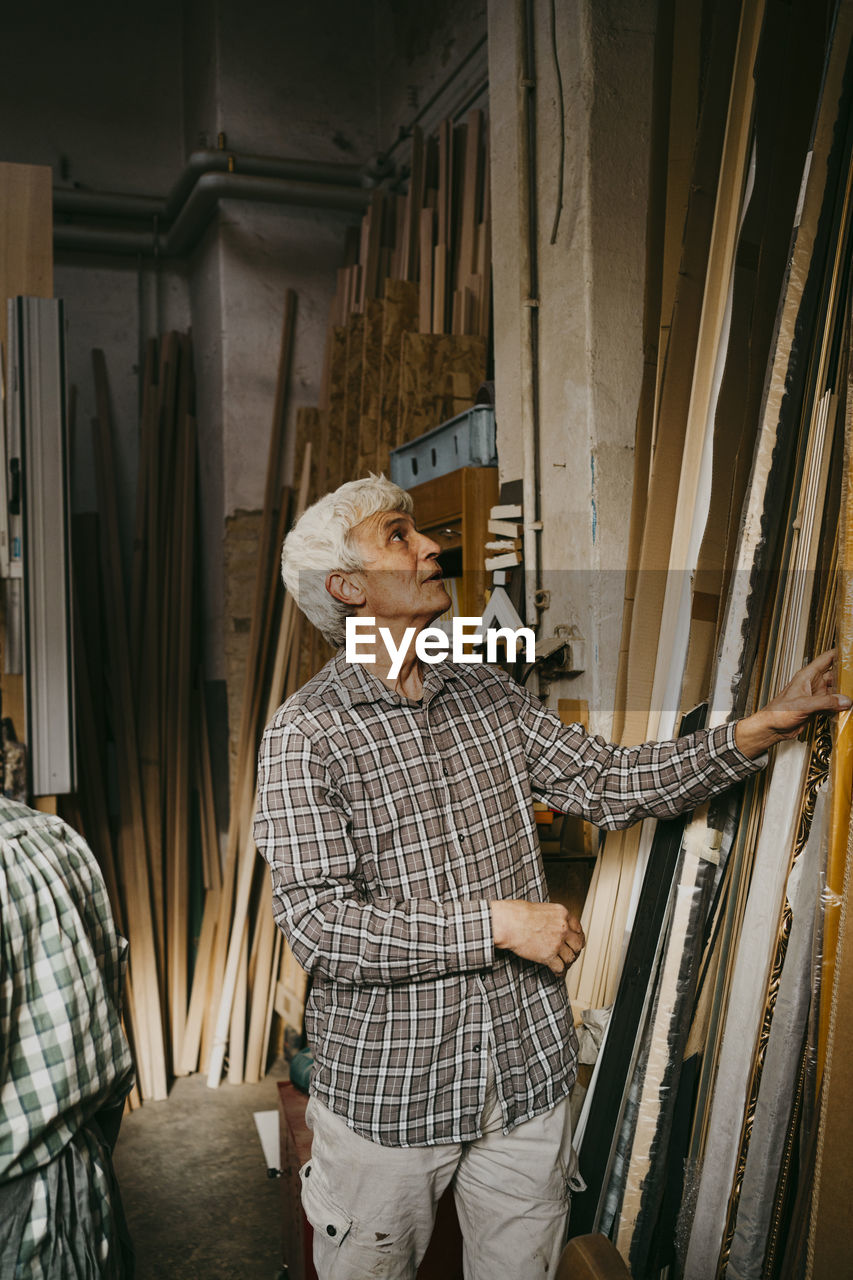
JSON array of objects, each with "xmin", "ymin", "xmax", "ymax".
[
  {"xmin": 282, "ymin": 108, "xmax": 492, "ymax": 712},
  {"xmin": 70, "ymin": 334, "xmax": 217, "ymax": 1101},
  {"xmin": 568, "ymin": 0, "xmax": 852, "ymax": 1273}
]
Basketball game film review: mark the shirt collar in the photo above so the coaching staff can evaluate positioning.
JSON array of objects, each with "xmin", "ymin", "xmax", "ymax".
[{"xmin": 331, "ymin": 646, "xmax": 462, "ymax": 708}]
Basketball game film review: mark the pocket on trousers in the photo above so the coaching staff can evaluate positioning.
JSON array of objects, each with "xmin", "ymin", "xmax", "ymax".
[{"xmin": 299, "ymin": 1161, "xmax": 354, "ymax": 1248}]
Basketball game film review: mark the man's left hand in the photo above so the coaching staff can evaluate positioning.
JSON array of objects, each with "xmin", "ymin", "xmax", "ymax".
[{"xmin": 734, "ymin": 650, "xmax": 851, "ymax": 758}]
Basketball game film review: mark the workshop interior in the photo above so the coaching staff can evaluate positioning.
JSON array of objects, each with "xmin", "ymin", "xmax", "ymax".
[{"xmin": 1, "ymin": 0, "xmax": 852, "ymax": 1276}]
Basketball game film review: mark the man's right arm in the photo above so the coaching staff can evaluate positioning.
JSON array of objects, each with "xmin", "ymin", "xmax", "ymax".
[{"xmin": 254, "ymin": 718, "xmax": 496, "ymax": 986}]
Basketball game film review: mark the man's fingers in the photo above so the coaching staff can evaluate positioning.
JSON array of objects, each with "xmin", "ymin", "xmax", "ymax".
[{"xmin": 804, "ymin": 649, "xmax": 837, "ymax": 678}]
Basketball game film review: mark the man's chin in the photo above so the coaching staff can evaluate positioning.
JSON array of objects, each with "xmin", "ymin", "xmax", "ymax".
[{"xmin": 428, "ymin": 584, "xmax": 452, "ymax": 618}]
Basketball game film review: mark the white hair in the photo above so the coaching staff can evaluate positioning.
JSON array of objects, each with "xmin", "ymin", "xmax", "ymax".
[{"xmin": 281, "ymin": 474, "xmax": 414, "ymax": 647}]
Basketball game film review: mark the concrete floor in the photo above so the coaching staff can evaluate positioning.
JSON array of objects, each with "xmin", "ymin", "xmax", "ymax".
[{"xmin": 114, "ymin": 1060, "xmax": 290, "ymax": 1279}]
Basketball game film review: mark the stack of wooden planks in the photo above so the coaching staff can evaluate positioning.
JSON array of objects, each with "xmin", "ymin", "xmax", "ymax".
[
  {"xmin": 293, "ymin": 110, "xmax": 493, "ymax": 687},
  {"xmin": 566, "ymin": 0, "xmax": 853, "ymax": 1274},
  {"xmin": 73, "ymin": 335, "xmax": 212, "ymax": 1101},
  {"xmin": 187, "ymin": 294, "xmax": 315, "ymax": 1089},
  {"xmin": 72, "ymin": 297, "xmax": 315, "ymax": 1096},
  {"xmin": 317, "ymin": 109, "xmax": 491, "ymax": 490}
]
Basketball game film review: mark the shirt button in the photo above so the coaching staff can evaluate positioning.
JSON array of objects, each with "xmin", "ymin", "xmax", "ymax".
[
  {"xmin": 472, "ymin": 1043, "xmax": 481, "ymax": 1052},
  {"xmin": 327, "ymin": 1225, "xmax": 337, "ymax": 1237}
]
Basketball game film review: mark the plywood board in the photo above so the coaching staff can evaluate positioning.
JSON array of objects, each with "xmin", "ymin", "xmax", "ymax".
[
  {"xmin": 325, "ymin": 326, "xmax": 348, "ymax": 491},
  {"xmin": 397, "ymin": 332, "xmax": 486, "ymax": 448},
  {"xmin": 377, "ymin": 281, "xmax": 419, "ymax": 474},
  {"xmin": 358, "ymin": 298, "xmax": 383, "ymax": 475},
  {"xmin": 343, "ymin": 314, "xmax": 365, "ymax": 481}
]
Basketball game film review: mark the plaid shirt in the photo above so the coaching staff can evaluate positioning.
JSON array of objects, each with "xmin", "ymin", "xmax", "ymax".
[
  {"xmin": 0, "ymin": 799, "xmax": 133, "ymax": 1275},
  {"xmin": 255, "ymin": 652, "xmax": 762, "ymax": 1147}
]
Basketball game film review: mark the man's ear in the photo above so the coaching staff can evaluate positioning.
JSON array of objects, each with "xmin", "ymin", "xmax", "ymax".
[{"xmin": 327, "ymin": 570, "xmax": 366, "ymax": 607}]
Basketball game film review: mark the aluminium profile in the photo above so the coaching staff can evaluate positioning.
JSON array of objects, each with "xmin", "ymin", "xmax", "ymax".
[{"xmin": 11, "ymin": 297, "xmax": 76, "ymax": 795}]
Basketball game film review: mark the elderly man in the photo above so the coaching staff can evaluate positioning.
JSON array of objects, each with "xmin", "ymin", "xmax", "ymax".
[{"xmin": 254, "ymin": 475, "xmax": 843, "ymax": 1280}]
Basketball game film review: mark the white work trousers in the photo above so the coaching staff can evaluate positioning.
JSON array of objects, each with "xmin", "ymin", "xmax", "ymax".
[{"xmin": 300, "ymin": 1069, "xmax": 583, "ymax": 1280}]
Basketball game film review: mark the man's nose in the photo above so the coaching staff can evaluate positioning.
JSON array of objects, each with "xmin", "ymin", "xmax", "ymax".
[{"xmin": 417, "ymin": 531, "xmax": 442, "ymax": 559}]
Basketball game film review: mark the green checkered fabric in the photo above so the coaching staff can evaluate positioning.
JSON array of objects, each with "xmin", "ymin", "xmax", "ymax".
[{"xmin": 0, "ymin": 798, "xmax": 134, "ymax": 1277}]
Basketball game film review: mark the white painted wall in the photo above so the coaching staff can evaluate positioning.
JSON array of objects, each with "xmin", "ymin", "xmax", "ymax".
[{"xmin": 488, "ymin": 0, "xmax": 655, "ymax": 737}]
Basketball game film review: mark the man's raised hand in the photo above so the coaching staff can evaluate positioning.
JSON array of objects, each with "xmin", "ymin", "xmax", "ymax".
[{"xmin": 735, "ymin": 650, "xmax": 851, "ymax": 758}]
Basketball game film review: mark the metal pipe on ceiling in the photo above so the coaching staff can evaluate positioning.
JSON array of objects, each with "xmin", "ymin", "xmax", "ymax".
[
  {"xmin": 161, "ymin": 149, "xmax": 366, "ymax": 222},
  {"xmin": 53, "ymin": 169, "xmax": 371, "ymax": 258},
  {"xmin": 53, "ymin": 189, "xmax": 167, "ymax": 220}
]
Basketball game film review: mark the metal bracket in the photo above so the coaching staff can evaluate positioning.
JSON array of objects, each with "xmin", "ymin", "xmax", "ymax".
[{"xmin": 535, "ymin": 624, "xmax": 585, "ymax": 675}]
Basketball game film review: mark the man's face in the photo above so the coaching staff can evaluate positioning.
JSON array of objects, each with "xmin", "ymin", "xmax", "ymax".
[{"xmin": 347, "ymin": 510, "xmax": 451, "ymax": 628}]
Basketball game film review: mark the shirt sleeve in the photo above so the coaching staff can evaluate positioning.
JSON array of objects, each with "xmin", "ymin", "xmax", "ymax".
[
  {"xmin": 253, "ymin": 717, "xmax": 495, "ymax": 986},
  {"xmin": 504, "ymin": 679, "xmax": 766, "ymax": 829}
]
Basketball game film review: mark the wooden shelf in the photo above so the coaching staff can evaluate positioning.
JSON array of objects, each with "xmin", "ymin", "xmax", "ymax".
[{"xmin": 408, "ymin": 466, "xmax": 498, "ymax": 620}]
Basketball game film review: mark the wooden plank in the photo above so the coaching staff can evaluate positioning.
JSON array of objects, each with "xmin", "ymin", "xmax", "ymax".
[
  {"xmin": 128, "ymin": 338, "xmax": 158, "ymax": 689},
  {"xmin": 167, "ymin": 413, "xmax": 197, "ymax": 1069},
  {"xmin": 377, "ymin": 281, "xmax": 419, "ymax": 474},
  {"xmin": 0, "ymin": 162, "xmax": 52, "ymax": 354},
  {"xmin": 194, "ymin": 679, "xmax": 220, "ymax": 895},
  {"xmin": 277, "ymin": 941, "xmax": 309, "ymax": 1035},
  {"xmin": 437, "ymin": 121, "xmax": 452, "ymax": 249},
  {"xmin": 176, "ymin": 886, "xmax": 219, "ymax": 1076},
  {"xmin": 357, "ymin": 301, "xmax": 383, "ymax": 475},
  {"xmin": 397, "ymin": 332, "xmax": 486, "ymax": 447},
  {"xmin": 206, "ymin": 448, "xmax": 311, "ymax": 1088},
  {"xmin": 363, "ymin": 191, "xmax": 384, "ymax": 303},
  {"xmin": 92, "ymin": 350, "xmax": 167, "ymax": 1101},
  {"xmin": 186, "ymin": 296, "xmax": 297, "ymax": 1077},
  {"xmin": 432, "ymin": 244, "xmax": 448, "ymax": 336},
  {"xmin": 456, "ymin": 109, "xmax": 482, "ymax": 292},
  {"xmin": 136, "ymin": 336, "xmax": 166, "ymax": 977},
  {"xmin": 809, "ymin": 807, "xmax": 853, "ymax": 1275},
  {"xmin": 261, "ymin": 929, "xmax": 283, "ymax": 1079},
  {"xmin": 404, "ymin": 127, "xmax": 426, "ymax": 281},
  {"xmin": 244, "ymin": 884, "xmax": 277, "ymax": 1083},
  {"xmin": 325, "ymin": 326, "xmax": 348, "ymax": 490},
  {"xmin": 71, "ymin": 529, "xmax": 124, "ymax": 930},
  {"xmin": 460, "ymin": 465, "xmax": 499, "ymax": 620},
  {"xmin": 227, "ymin": 919, "xmax": 249, "ymax": 1085},
  {"xmin": 476, "ymin": 218, "xmax": 491, "ymax": 341},
  {"xmin": 343, "ymin": 314, "xmax": 365, "ymax": 481},
  {"xmin": 419, "ymin": 209, "xmax": 435, "ymax": 333}
]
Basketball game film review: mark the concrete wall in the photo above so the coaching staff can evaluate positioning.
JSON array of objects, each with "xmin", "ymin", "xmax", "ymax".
[{"xmin": 488, "ymin": 0, "xmax": 655, "ymax": 737}]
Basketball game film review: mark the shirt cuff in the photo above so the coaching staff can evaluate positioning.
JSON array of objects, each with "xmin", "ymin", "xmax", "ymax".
[
  {"xmin": 446, "ymin": 899, "xmax": 495, "ymax": 972},
  {"xmin": 712, "ymin": 720, "xmax": 769, "ymax": 778}
]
